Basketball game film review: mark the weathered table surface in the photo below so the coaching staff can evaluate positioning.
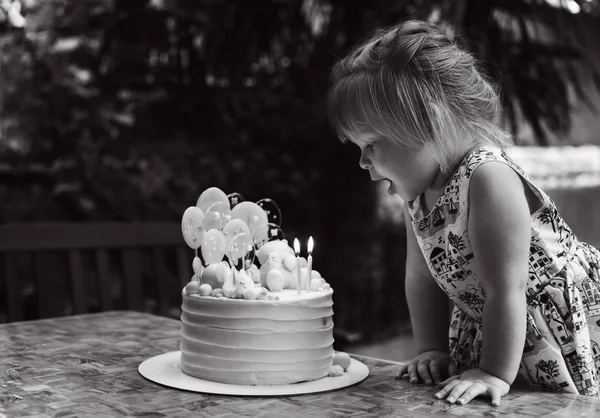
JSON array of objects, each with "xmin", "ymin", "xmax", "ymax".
[{"xmin": 1, "ymin": 311, "xmax": 600, "ymax": 417}]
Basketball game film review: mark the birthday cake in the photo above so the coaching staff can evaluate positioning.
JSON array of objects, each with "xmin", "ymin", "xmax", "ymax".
[{"xmin": 180, "ymin": 187, "xmax": 349, "ymax": 386}]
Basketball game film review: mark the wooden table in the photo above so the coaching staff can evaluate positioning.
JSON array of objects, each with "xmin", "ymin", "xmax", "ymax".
[{"xmin": 1, "ymin": 312, "xmax": 599, "ymax": 417}]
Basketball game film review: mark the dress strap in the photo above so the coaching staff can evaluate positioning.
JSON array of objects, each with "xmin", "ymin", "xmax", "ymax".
[{"xmin": 457, "ymin": 147, "xmax": 550, "ymax": 213}]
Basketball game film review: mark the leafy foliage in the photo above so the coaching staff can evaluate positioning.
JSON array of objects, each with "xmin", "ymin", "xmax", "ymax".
[{"xmin": 0, "ymin": 0, "xmax": 598, "ymax": 340}]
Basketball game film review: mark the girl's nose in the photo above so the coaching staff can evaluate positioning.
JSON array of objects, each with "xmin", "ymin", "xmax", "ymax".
[{"xmin": 359, "ymin": 151, "xmax": 371, "ymax": 169}]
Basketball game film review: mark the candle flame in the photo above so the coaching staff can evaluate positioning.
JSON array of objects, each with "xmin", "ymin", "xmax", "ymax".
[
  {"xmin": 307, "ymin": 236, "xmax": 314, "ymax": 254},
  {"xmin": 293, "ymin": 238, "xmax": 300, "ymax": 255}
]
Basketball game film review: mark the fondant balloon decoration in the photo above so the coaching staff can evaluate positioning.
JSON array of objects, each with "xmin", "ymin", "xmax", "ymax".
[
  {"xmin": 253, "ymin": 223, "xmax": 285, "ymax": 250},
  {"xmin": 229, "ymin": 232, "xmax": 256, "ymax": 270},
  {"xmin": 222, "ymin": 218, "xmax": 251, "ymax": 252},
  {"xmin": 231, "ymin": 201, "xmax": 268, "ymax": 244},
  {"xmin": 201, "ymin": 229, "xmax": 226, "ymax": 264},
  {"xmin": 256, "ymin": 198, "xmax": 282, "ymax": 226},
  {"xmin": 181, "ymin": 206, "xmax": 205, "ymax": 249},
  {"xmin": 196, "ymin": 187, "xmax": 229, "ymax": 213},
  {"xmin": 227, "ymin": 192, "xmax": 246, "ymax": 209},
  {"xmin": 203, "ymin": 201, "xmax": 231, "ymax": 231}
]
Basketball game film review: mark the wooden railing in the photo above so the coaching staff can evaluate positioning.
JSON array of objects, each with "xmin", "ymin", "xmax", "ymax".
[{"xmin": 0, "ymin": 222, "xmax": 192, "ymax": 323}]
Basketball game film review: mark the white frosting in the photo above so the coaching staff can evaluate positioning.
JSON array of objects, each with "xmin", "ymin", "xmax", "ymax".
[{"xmin": 180, "ymin": 289, "xmax": 335, "ymax": 385}]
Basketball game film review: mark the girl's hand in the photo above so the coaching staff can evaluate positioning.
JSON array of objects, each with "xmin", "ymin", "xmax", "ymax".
[
  {"xmin": 395, "ymin": 350, "xmax": 458, "ymax": 385},
  {"xmin": 435, "ymin": 368, "xmax": 510, "ymax": 406}
]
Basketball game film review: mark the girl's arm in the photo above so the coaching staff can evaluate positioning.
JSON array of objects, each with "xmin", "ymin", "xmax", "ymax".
[
  {"xmin": 468, "ymin": 161, "xmax": 530, "ymax": 384},
  {"xmin": 404, "ymin": 204, "xmax": 450, "ymax": 355}
]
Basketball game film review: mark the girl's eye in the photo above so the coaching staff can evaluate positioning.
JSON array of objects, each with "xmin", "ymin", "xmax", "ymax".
[{"xmin": 366, "ymin": 142, "xmax": 375, "ymax": 150}]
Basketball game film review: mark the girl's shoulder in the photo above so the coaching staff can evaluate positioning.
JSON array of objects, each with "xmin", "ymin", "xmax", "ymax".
[{"xmin": 458, "ymin": 146, "xmax": 548, "ymax": 218}]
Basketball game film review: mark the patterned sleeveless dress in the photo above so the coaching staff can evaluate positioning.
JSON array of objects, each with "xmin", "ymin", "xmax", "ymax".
[{"xmin": 407, "ymin": 146, "xmax": 600, "ymax": 396}]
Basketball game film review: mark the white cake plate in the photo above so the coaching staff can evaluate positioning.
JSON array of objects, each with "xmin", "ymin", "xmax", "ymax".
[{"xmin": 138, "ymin": 351, "xmax": 369, "ymax": 396}]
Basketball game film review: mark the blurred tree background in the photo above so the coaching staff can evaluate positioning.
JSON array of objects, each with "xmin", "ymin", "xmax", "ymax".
[{"xmin": 1, "ymin": 0, "xmax": 599, "ymax": 343}]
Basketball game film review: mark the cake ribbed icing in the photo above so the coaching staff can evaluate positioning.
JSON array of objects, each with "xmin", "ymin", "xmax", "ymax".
[{"xmin": 180, "ymin": 289, "xmax": 334, "ymax": 385}]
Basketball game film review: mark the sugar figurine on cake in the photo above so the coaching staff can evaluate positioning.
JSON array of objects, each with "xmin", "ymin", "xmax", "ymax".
[{"xmin": 179, "ymin": 187, "xmax": 347, "ymax": 386}]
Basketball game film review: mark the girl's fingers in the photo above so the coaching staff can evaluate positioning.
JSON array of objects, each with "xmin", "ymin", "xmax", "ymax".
[
  {"xmin": 455, "ymin": 382, "xmax": 486, "ymax": 405},
  {"xmin": 429, "ymin": 360, "xmax": 442, "ymax": 384},
  {"xmin": 434, "ymin": 377, "xmax": 460, "ymax": 399},
  {"xmin": 396, "ymin": 357, "xmax": 460, "ymax": 385},
  {"xmin": 395, "ymin": 363, "xmax": 408, "ymax": 380},
  {"xmin": 439, "ymin": 374, "xmax": 459, "ymax": 386},
  {"xmin": 417, "ymin": 360, "xmax": 433, "ymax": 385},
  {"xmin": 488, "ymin": 386, "xmax": 502, "ymax": 407},
  {"xmin": 407, "ymin": 362, "xmax": 419, "ymax": 383},
  {"xmin": 446, "ymin": 380, "xmax": 473, "ymax": 403}
]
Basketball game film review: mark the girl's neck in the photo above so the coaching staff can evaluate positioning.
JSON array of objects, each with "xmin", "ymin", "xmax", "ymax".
[
  {"xmin": 429, "ymin": 141, "xmax": 484, "ymax": 190},
  {"xmin": 428, "ymin": 166, "xmax": 451, "ymax": 191},
  {"xmin": 420, "ymin": 143, "xmax": 480, "ymax": 212},
  {"xmin": 421, "ymin": 169, "xmax": 450, "ymax": 214}
]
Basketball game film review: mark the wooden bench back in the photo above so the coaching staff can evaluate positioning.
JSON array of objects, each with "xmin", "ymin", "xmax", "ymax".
[{"xmin": 0, "ymin": 223, "xmax": 191, "ymax": 323}]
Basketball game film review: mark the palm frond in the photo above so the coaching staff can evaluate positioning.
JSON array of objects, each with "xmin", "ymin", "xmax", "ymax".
[{"xmin": 457, "ymin": 0, "xmax": 600, "ymax": 144}]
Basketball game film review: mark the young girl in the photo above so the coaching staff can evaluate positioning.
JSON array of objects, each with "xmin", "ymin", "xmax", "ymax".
[{"xmin": 327, "ymin": 20, "xmax": 600, "ymax": 406}]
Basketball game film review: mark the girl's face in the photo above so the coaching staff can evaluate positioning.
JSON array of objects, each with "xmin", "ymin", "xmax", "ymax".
[{"xmin": 352, "ymin": 130, "xmax": 441, "ymax": 201}]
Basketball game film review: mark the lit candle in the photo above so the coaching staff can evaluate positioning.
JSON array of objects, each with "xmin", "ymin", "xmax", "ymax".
[
  {"xmin": 293, "ymin": 238, "xmax": 302, "ymax": 294},
  {"xmin": 306, "ymin": 236, "xmax": 314, "ymax": 291}
]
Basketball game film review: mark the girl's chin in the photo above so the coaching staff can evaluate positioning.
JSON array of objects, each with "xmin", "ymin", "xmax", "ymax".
[
  {"xmin": 388, "ymin": 183, "xmax": 407, "ymax": 199},
  {"xmin": 386, "ymin": 182, "xmax": 404, "ymax": 198},
  {"xmin": 385, "ymin": 181, "xmax": 416, "ymax": 201},
  {"xmin": 387, "ymin": 181, "xmax": 395, "ymax": 195}
]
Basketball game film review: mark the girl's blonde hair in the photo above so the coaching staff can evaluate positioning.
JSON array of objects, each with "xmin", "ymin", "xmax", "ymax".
[{"xmin": 328, "ymin": 20, "xmax": 512, "ymax": 171}]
